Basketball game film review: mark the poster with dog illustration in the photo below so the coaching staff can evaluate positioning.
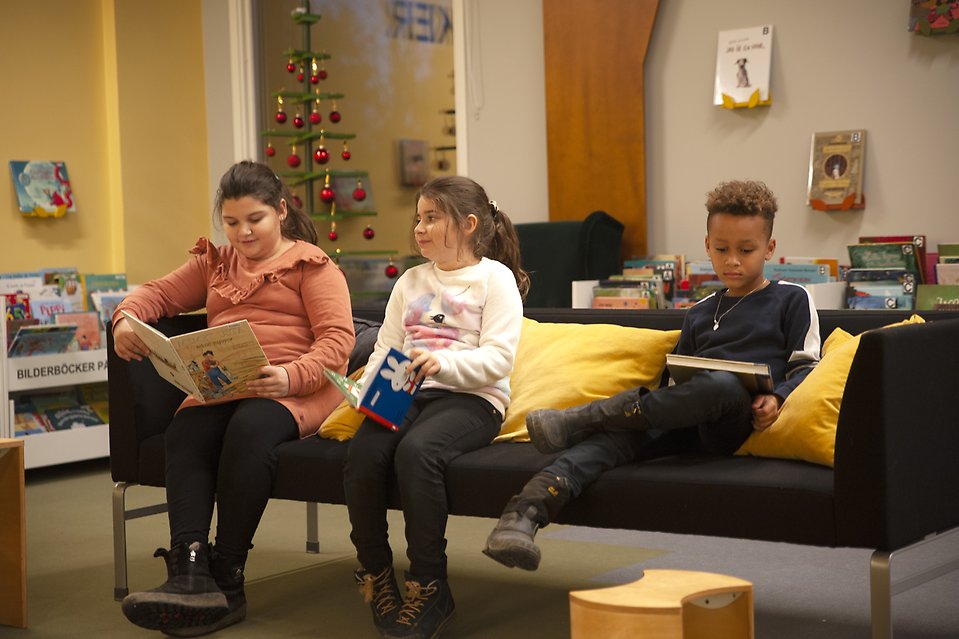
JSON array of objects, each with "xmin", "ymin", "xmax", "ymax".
[{"xmin": 713, "ymin": 25, "xmax": 774, "ymax": 108}]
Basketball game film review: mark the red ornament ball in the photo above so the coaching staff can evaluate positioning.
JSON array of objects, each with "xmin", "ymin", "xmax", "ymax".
[
  {"xmin": 318, "ymin": 69, "xmax": 328, "ymax": 80},
  {"xmin": 329, "ymin": 110, "xmax": 341, "ymax": 123},
  {"xmin": 320, "ymin": 187, "xmax": 335, "ymax": 203},
  {"xmin": 341, "ymin": 149, "xmax": 351, "ymax": 161},
  {"xmin": 385, "ymin": 264, "xmax": 399, "ymax": 278},
  {"xmin": 265, "ymin": 143, "xmax": 276, "ymax": 157},
  {"xmin": 293, "ymin": 115, "xmax": 305, "ymax": 129},
  {"xmin": 310, "ymin": 75, "xmax": 319, "ymax": 85},
  {"xmin": 313, "ymin": 147, "xmax": 330, "ymax": 164},
  {"xmin": 286, "ymin": 62, "xmax": 296, "ymax": 73},
  {"xmin": 328, "ymin": 230, "xmax": 338, "ymax": 241},
  {"xmin": 352, "ymin": 187, "xmax": 367, "ymax": 202},
  {"xmin": 297, "ymin": 72, "xmax": 305, "ymax": 82},
  {"xmin": 309, "ymin": 111, "xmax": 322, "ymax": 124},
  {"xmin": 275, "ymin": 111, "xmax": 287, "ymax": 124},
  {"xmin": 363, "ymin": 226, "xmax": 375, "ymax": 240},
  {"xmin": 287, "ymin": 153, "xmax": 301, "ymax": 168}
]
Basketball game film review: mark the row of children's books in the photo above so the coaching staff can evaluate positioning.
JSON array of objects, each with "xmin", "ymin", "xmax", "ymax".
[
  {"xmin": 3, "ymin": 269, "xmax": 130, "ymax": 357},
  {"xmin": 590, "ymin": 237, "xmax": 959, "ymax": 311},
  {"xmin": 13, "ymin": 383, "xmax": 109, "ymax": 437}
]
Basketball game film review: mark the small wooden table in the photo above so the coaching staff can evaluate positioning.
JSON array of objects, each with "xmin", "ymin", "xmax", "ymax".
[
  {"xmin": 570, "ymin": 569, "xmax": 753, "ymax": 639},
  {"xmin": 0, "ymin": 438, "xmax": 27, "ymax": 628}
]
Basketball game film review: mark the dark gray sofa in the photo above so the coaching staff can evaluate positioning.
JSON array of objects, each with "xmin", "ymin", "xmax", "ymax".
[{"xmin": 108, "ymin": 308, "xmax": 959, "ymax": 639}]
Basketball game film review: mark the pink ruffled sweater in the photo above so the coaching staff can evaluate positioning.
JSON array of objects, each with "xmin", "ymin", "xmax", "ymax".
[{"xmin": 115, "ymin": 237, "xmax": 355, "ymax": 437}]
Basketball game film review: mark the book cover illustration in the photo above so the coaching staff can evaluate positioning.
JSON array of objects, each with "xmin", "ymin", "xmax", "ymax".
[
  {"xmin": 121, "ymin": 311, "xmax": 270, "ymax": 403},
  {"xmin": 91, "ymin": 290, "xmax": 129, "ymax": 325},
  {"xmin": 666, "ymin": 353, "xmax": 773, "ymax": 395},
  {"xmin": 910, "ymin": 0, "xmax": 959, "ymax": 35},
  {"xmin": 807, "ymin": 130, "xmax": 866, "ymax": 211},
  {"xmin": 764, "ymin": 262, "xmax": 831, "ymax": 285},
  {"xmin": 845, "ymin": 268, "xmax": 916, "ymax": 292},
  {"xmin": 324, "ymin": 347, "xmax": 423, "ymax": 431},
  {"xmin": 5, "ymin": 318, "xmax": 40, "ymax": 349},
  {"xmin": 4, "ymin": 293, "xmax": 31, "ymax": 320},
  {"xmin": 54, "ymin": 311, "xmax": 102, "ymax": 350},
  {"xmin": 916, "ymin": 285, "xmax": 959, "ymax": 311},
  {"xmin": 44, "ymin": 405, "xmax": 104, "ymax": 431},
  {"xmin": 9, "ymin": 160, "xmax": 76, "ymax": 218},
  {"xmin": 80, "ymin": 273, "xmax": 128, "ymax": 312},
  {"xmin": 8, "ymin": 324, "xmax": 78, "ymax": 357},
  {"xmin": 859, "ymin": 235, "xmax": 926, "ymax": 282},
  {"xmin": 936, "ymin": 263, "xmax": 959, "ymax": 285},
  {"xmin": 713, "ymin": 25, "xmax": 773, "ymax": 108},
  {"xmin": 847, "ymin": 242, "xmax": 920, "ymax": 273}
]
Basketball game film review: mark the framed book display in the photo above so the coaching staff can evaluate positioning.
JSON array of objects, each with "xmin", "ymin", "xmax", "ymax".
[
  {"xmin": 806, "ymin": 130, "xmax": 866, "ymax": 211},
  {"xmin": 713, "ymin": 25, "xmax": 773, "ymax": 109}
]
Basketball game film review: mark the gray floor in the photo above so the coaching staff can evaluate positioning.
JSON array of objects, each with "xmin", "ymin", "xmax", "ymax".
[{"xmin": 5, "ymin": 458, "xmax": 959, "ymax": 638}]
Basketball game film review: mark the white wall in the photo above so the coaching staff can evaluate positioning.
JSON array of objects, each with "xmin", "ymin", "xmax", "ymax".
[
  {"xmin": 645, "ymin": 1, "xmax": 959, "ymax": 261},
  {"xmin": 454, "ymin": 0, "xmax": 549, "ymax": 223}
]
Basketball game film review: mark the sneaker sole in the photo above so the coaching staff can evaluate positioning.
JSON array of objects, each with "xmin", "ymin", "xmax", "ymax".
[
  {"xmin": 482, "ymin": 543, "xmax": 541, "ymax": 571},
  {"xmin": 165, "ymin": 603, "xmax": 247, "ymax": 637},
  {"xmin": 121, "ymin": 592, "xmax": 228, "ymax": 632}
]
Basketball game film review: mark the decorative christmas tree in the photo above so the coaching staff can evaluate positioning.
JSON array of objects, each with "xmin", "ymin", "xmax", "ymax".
[{"xmin": 261, "ymin": 1, "xmax": 399, "ymax": 278}]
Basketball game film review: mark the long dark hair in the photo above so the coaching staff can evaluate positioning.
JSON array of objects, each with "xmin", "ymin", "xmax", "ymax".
[
  {"xmin": 213, "ymin": 160, "xmax": 318, "ymax": 244},
  {"xmin": 415, "ymin": 176, "xmax": 529, "ymax": 300}
]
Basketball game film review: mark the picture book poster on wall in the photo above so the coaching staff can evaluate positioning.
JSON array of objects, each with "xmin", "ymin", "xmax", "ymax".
[
  {"xmin": 807, "ymin": 130, "xmax": 866, "ymax": 211},
  {"xmin": 8, "ymin": 160, "xmax": 77, "ymax": 218},
  {"xmin": 713, "ymin": 25, "xmax": 773, "ymax": 109}
]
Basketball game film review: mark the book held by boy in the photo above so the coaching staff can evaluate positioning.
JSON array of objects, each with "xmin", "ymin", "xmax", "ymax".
[
  {"xmin": 323, "ymin": 347, "xmax": 423, "ymax": 431},
  {"xmin": 665, "ymin": 353, "xmax": 773, "ymax": 395},
  {"xmin": 120, "ymin": 311, "xmax": 270, "ymax": 403}
]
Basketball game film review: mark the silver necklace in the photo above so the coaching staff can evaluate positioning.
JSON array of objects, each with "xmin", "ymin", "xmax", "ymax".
[{"xmin": 712, "ymin": 279, "xmax": 769, "ymax": 331}]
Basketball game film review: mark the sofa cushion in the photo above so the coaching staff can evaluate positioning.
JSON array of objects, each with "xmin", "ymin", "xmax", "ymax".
[
  {"xmin": 736, "ymin": 315, "xmax": 925, "ymax": 467},
  {"xmin": 318, "ymin": 366, "xmax": 366, "ymax": 441},
  {"xmin": 497, "ymin": 318, "xmax": 681, "ymax": 441}
]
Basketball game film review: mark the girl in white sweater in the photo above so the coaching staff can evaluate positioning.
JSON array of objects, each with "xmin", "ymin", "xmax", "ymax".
[{"xmin": 345, "ymin": 176, "xmax": 528, "ymax": 639}]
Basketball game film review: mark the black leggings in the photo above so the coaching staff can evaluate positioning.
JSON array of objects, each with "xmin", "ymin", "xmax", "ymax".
[{"xmin": 164, "ymin": 398, "xmax": 299, "ymax": 560}]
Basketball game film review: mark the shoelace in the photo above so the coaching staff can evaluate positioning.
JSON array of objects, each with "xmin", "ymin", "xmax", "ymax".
[
  {"xmin": 358, "ymin": 572, "xmax": 400, "ymax": 615},
  {"xmin": 624, "ymin": 400, "xmax": 642, "ymax": 417},
  {"xmin": 396, "ymin": 581, "xmax": 437, "ymax": 626}
]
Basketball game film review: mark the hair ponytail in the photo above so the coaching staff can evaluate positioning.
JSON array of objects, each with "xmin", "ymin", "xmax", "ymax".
[
  {"xmin": 213, "ymin": 160, "xmax": 318, "ymax": 245},
  {"xmin": 486, "ymin": 207, "xmax": 530, "ymax": 300}
]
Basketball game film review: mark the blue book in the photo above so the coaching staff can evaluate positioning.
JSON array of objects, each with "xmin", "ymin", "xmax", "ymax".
[
  {"xmin": 324, "ymin": 347, "xmax": 423, "ymax": 431},
  {"xmin": 764, "ymin": 262, "xmax": 831, "ymax": 285}
]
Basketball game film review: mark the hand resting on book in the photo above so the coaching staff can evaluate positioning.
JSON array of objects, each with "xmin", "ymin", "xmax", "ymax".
[
  {"xmin": 244, "ymin": 366, "xmax": 290, "ymax": 398},
  {"xmin": 112, "ymin": 315, "xmax": 151, "ymax": 362}
]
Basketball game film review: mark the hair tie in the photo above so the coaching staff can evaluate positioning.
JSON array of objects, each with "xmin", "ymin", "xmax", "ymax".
[{"xmin": 489, "ymin": 200, "xmax": 499, "ymax": 218}]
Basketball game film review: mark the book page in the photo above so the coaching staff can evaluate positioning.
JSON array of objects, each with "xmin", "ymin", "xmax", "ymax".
[
  {"xmin": 167, "ymin": 320, "xmax": 269, "ymax": 402},
  {"xmin": 666, "ymin": 354, "xmax": 772, "ymax": 394},
  {"xmin": 120, "ymin": 311, "xmax": 199, "ymax": 398}
]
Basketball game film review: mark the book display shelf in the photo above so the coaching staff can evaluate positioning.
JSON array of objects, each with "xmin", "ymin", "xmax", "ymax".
[{"xmin": 1, "ymin": 299, "xmax": 109, "ymax": 469}]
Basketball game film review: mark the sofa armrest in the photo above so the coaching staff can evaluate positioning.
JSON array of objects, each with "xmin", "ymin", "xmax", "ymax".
[{"xmin": 834, "ymin": 317, "xmax": 959, "ymax": 549}]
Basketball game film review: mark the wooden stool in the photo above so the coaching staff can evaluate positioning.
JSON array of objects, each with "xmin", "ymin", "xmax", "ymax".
[
  {"xmin": 570, "ymin": 569, "xmax": 753, "ymax": 639},
  {"xmin": 0, "ymin": 439, "xmax": 27, "ymax": 628}
]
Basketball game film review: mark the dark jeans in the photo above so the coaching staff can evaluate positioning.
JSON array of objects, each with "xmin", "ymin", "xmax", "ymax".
[
  {"xmin": 344, "ymin": 389, "xmax": 502, "ymax": 580},
  {"xmin": 165, "ymin": 398, "xmax": 299, "ymax": 560},
  {"xmin": 544, "ymin": 370, "xmax": 754, "ymax": 498}
]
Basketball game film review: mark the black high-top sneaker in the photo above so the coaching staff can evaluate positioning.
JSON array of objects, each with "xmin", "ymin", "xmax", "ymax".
[
  {"xmin": 385, "ymin": 574, "xmax": 455, "ymax": 639},
  {"xmin": 355, "ymin": 566, "xmax": 403, "ymax": 635},
  {"xmin": 526, "ymin": 386, "xmax": 648, "ymax": 453},
  {"xmin": 483, "ymin": 471, "xmax": 571, "ymax": 571},
  {"xmin": 120, "ymin": 541, "xmax": 228, "ymax": 632},
  {"xmin": 166, "ymin": 549, "xmax": 247, "ymax": 637}
]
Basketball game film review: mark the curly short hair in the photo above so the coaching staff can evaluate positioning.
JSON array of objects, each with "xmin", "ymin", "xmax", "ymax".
[{"xmin": 705, "ymin": 180, "xmax": 777, "ymax": 237}]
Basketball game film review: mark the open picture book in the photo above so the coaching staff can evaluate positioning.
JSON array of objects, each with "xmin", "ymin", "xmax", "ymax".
[
  {"xmin": 120, "ymin": 311, "xmax": 270, "ymax": 403},
  {"xmin": 666, "ymin": 353, "xmax": 773, "ymax": 394},
  {"xmin": 324, "ymin": 347, "xmax": 423, "ymax": 431}
]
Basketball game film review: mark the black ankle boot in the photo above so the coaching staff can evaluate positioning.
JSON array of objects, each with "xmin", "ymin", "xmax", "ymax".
[
  {"xmin": 165, "ymin": 549, "xmax": 247, "ymax": 637},
  {"xmin": 120, "ymin": 541, "xmax": 228, "ymax": 632},
  {"xmin": 385, "ymin": 574, "xmax": 455, "ymax": 639},
  {"xmin": 483, "ymin": 472, "xmax": 571, "ymax": 571},
  {"xmin": 526, "ymin": 386, "xmax": 647, "ymax": 453},
  {"xmin": 355, "ymin": 566, "xmax": 403, "ymax": 634}
]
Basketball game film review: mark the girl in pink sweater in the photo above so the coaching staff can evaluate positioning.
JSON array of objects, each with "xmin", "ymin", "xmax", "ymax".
[{"xmin": 113, "ymin": 161, "xmax": 354, "ymax": 636}]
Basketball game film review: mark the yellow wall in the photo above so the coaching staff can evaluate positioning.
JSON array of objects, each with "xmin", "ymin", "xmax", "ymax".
[{"xmin": 0, "ymin": 0, "xmax": 209, "ymax": 284}]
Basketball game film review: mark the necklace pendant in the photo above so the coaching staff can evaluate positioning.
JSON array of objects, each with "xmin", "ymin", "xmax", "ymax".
[{"xmin": 713, "ymin": 321, "xmax": 720, "ymax": 331}]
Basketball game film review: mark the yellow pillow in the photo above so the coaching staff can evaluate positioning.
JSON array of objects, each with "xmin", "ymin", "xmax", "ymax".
[
  {"xmin": 736, "ymin": 315, "xmax": 926, "ymax": 467},
  {"xmin": 497, "ymin": 318, "xmax": 681, "ymax": 441},
  {"xmin": 317, "ymin": 367, "xmax": 366, "ymax": 441}
]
